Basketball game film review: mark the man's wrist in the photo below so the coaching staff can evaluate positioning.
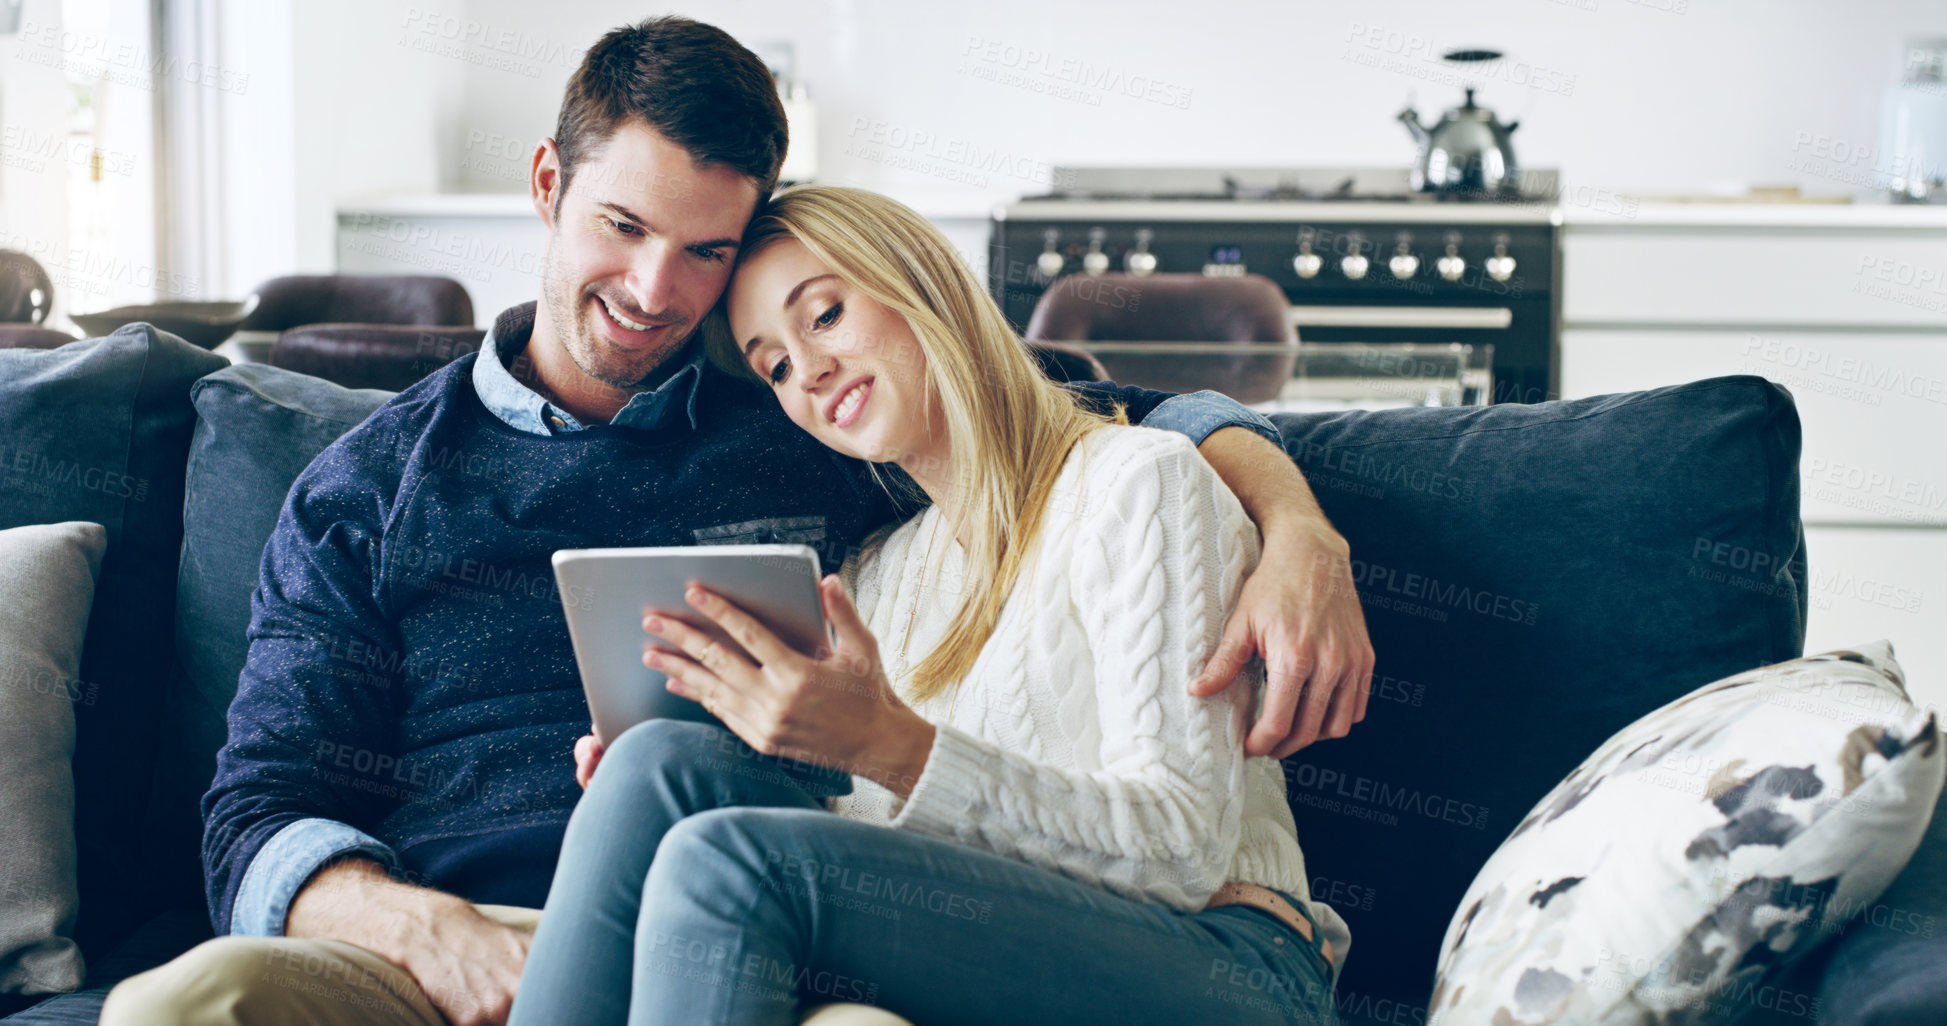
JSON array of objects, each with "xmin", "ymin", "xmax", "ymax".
[
  {"xmin": 1260, "ymin": 507, "xmax": 1348, "ymax": 553},
  {"xmin": 288, "ymin": 857, "xmax": 443, "ymax": 964}
]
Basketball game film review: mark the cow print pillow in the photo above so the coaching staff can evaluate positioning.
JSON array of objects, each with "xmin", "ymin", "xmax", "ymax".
[{"xmin": 1431, "ymin": 641, "xmax": 1944, "ymax": 1026}]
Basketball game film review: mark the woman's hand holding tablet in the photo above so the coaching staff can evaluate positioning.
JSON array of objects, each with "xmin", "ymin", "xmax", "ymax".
[
  {"xmin": 552, "ymin": 544, "xmax": 829, "ymax": 745},
  {"xmin": 553, "ymin": 544, "xmax": 935, "ymax": 794},
  {"xmin": 642, "ymin": 575, "xmax": 936, "ymax": 797}
]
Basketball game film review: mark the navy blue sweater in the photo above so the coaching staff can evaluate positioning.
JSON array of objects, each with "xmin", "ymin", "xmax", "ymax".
[{"xmin": 198, "ymin": 329, "xmax": 1206, "ymax": 934}]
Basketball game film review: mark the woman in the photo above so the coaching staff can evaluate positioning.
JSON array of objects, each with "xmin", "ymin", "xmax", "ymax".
[{"xmin": 507, "ymin": 186, "xmax": 1347, "ymax": 1026}]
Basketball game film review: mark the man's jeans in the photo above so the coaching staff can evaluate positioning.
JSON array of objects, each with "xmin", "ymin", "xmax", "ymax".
[{"xmin": 509, "ymin": 720, "xmax": 1339, "ymax": 1026}]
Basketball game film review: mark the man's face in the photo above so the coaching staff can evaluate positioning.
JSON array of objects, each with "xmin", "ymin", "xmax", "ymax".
[{"xmin": 531, "ymin": 121, "xmax": 760, "ymax": 392}]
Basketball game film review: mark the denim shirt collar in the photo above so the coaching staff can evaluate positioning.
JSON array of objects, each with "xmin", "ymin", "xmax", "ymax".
[{"xmin": 471, "ymin": 301, "xmax": 709, "ymax": 435}]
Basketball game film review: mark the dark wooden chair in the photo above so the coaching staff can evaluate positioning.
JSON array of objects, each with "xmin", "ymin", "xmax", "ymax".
[
  {"xmin": 1023, "ymin": 272, "xmax": 1296, "ymax": 403},
  {"xmin": 270, "ymin": 323, "xmax": 486, "ymax": 392},
  {"xmin": 240, "ymin": 275, "xmax": 474, "ymax": 332}
]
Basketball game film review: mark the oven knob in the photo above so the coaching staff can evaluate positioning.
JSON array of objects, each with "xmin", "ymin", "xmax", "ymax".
[
  {"xmin": 1388, "ymin": 235, "xmax": 1418, "ymax": 279},
  {"xmin": 1293, "ymin": 249, "xmax": 1322, "ymax": 279},
  {"xmin": 1340, "ymin": 253, "xmax": 1369, "ymax": 280},
  {"xmin": 1082, "ymin": 228, "xmax": 1110, "ymax": 276},
  {"xmin": 1485, "ymin": 241, "xmax": 1516, "ymax": 282},
  {"xmin": 1124, "ymin": 228, "xmax": 1158, "ymax": 276},
  {"xmin": 1036, "ymin": 230, "xmax": 1065, "ymax": 278},
  {"xmin": 1437, "ymin": 243, "xmax": 1466, "ymax": 282}
]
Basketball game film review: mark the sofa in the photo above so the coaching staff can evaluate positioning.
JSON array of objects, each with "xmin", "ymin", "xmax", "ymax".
[{"xmin": 1, "ymin": 323, "xmax": 1939, "ymax": 1026}]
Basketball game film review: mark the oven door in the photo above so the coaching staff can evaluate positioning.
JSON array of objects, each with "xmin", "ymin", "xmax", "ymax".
[{"xmin": 1286, "ymin": 300, "xmax": 1554, "ymax": 405}]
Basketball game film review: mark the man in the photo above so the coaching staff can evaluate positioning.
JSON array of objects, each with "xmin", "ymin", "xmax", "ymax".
[{"xmin": 103, "ymin": 16, "xmax": 1372, "ymax": 1026}]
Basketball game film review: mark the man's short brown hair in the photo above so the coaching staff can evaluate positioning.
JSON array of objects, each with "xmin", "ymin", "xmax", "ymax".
[{"xmin": 552, "ymin": 16, "xmax": 788, "ymax": 205}]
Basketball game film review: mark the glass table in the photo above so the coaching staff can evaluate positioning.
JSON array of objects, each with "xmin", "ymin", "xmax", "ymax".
[{"xmin": 1055, "ymin": 341, "xmax": 1494, "ymax": 412}]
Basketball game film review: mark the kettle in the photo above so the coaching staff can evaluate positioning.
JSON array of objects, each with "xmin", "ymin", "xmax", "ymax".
[{"xmin": 1399, "ymin": 86, "xmax": 1521, "ymax": 196}]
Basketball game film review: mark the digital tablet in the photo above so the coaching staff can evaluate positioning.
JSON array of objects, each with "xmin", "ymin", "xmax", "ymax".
[{"xmin": 551, "ymin": 544, "xmax": 828, "ymax": 744}]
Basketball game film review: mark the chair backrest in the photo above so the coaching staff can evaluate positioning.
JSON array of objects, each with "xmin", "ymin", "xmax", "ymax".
[
  {"xmin": 269, "ymin": 323, "xmax": 485, "ymax": 392},
  {"xmin": 0, "ymin": 324, "xmax": 81, "ymax": 350},
  {"xmin": 0, "ymin": 249, "xmax": 55, "ymax": 325},
  {"xmin": 240, "ymin": 275, "xmax": 474, "ymax": 332},
  {"xmin": 1026, "ymin": 340, "xmax": 1110, "ymax": 383},
  {"xmin": 1023, "ymin": 272, "xmax": 1296, "ymax": 402}
]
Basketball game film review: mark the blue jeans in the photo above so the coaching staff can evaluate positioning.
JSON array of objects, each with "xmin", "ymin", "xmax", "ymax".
[{"xmin": 509, "ymin": 720, "xmax": 1338, "ymax": 1026}]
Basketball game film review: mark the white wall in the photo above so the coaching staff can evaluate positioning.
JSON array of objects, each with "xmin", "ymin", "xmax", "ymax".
[
  {"xmin": 214, "ymin": 0, "xmax": 296, "ymax": 303},
  {"xmin": 444, "ymin": 0, "xmax": 1947, "ymax": 211},
  {"xmin": 37, "ymin": 0, "xmax": 1943, "ymax": 302},
  {"xmin": 1, "ymin": 0, "xmax": 74, "ymax": 318},
  {"xmin": 207, "ymin": 0, "xmax": 461, "ymax": 298}
]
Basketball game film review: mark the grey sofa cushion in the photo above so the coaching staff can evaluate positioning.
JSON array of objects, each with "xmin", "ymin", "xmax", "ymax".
[
  {"xmin": 1264, "ymin": 375, "xmax": 1807, "ymax": 1022},
  {"xmin": 0, "ymin": 522, "xmax": 107, "ymax": 995},
  {"xmin": 0, "ymin": 326, "xmax": 226, "ymax": 959}
]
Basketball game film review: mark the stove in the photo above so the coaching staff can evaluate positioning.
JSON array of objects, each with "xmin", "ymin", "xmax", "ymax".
[{"xmin": 990, "ymin": 167, "xmax": 1562, "ymax": 404}]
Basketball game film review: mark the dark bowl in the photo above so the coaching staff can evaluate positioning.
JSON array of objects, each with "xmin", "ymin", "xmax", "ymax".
[{"xmin": 71, "ymin": 297, "xmax": 259, "ymax": 349}]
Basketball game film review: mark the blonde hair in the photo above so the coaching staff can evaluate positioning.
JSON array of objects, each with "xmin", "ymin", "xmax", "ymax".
[{"xmin": 703, "ymin": 185, "xmax": 1126, "ymax": 702}]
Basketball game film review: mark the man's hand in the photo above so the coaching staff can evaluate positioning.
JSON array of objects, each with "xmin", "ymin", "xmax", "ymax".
[
  {"xmin": 1187, "ymin": 426, "xmax": 1374, "ymax": 759},
  {"xmin": 286, "ymin": 858, "xmax": 531, "ymax": 1026},
  {"xmin": 1191, "ymin": 527, "xmax": 1373, "ymax": 758}
]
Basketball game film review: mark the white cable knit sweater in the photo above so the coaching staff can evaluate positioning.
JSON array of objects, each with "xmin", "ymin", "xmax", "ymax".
[{"xmin": 832, "ymin": 424, "xmax": 1350, "ymax": 965}]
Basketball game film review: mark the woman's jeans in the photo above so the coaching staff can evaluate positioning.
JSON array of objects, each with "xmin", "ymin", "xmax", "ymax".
[{"xmin": 509, "ymin": 720, "xmax": 1338, "ymax": 1026}]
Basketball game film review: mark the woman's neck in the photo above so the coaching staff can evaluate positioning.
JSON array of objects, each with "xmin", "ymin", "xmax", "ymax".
[
  {"xmin": 892, "ymin": 408, "xmax": 964, "ymax": 539},
  {"xmin": 896, "ymin": 438, "xmax": 970, "ymax": 548}
]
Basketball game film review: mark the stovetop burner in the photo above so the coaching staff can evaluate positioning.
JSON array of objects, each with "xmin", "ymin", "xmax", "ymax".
[{"xmin": 1025, "ymin": 167, "xmax": 1560, "ymax": 205}]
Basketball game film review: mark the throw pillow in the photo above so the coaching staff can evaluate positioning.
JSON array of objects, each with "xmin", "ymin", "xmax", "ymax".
[
  {"xmin": 0, "ymin": 521, "xmax": 108, "ymax": 995},
  {"xmin": 1430, "ymin": 641, "xmax": 1944, "ymax": 1025}
]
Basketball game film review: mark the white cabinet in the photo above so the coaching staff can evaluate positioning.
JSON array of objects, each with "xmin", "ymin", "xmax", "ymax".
[
  {"xmin": 1561, "ymin": 207, "xmax": 1947, "ymax": 689},
  {"xmin": 1560, "ymin": 329, "xmax": 1947, "ymax": 526},
  {"xmin": 1564, "ymin": 227, "xmax": 1947, "ymax": 328}
]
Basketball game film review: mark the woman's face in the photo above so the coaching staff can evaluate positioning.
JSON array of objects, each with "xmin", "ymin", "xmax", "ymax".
[{"xmin": 726, "ymin": 238, "xmax": 945, "ymax": 473}]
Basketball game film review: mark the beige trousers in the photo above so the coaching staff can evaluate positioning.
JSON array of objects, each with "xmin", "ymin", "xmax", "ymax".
[{"xmin": 99, "ymin": 904, "xmax": 911, "ymax": 1025}]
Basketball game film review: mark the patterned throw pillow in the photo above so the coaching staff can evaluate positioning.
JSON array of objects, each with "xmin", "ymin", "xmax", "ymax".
[{"xmin": 1430, "ymin": 641, "xmax": 1944, "ymax": 1025}]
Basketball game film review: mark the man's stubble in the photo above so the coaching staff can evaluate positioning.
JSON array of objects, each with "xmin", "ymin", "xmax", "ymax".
[{"xmin": 536, "ymin": 235, "xmax": 696, "ymax": 393}]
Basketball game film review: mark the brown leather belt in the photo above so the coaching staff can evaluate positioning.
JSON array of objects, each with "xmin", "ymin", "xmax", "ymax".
[{"xmin": 1204, "ymin": 881, "xmax": 1335, "ymax": 968}]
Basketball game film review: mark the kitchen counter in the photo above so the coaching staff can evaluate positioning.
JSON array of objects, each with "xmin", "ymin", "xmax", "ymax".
[
  {"xmin": 338, "ymin": 188, "xmax": 1001, "ymax": 222},
  {"xmin": 1565, "ymin": 201, "xmax": 1947, "ymax": 230},
  {"xmin": 343, "ymin": 192, "xmax": 1947, "ymax": 229}
]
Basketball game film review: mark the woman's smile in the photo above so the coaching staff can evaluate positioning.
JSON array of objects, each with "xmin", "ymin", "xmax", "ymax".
[{"xmin": 828, "ymin": 377, "xmax": 873, "ymax": 427}]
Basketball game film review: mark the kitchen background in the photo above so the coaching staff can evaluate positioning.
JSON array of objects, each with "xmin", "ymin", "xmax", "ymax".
[
  {"xmin": 2, "ymin": 0, "xmax": 1943, "ymax": 690},
  {"xmin": 4, "ymin": 0, "xmax": 1946, "ymax": 299}
]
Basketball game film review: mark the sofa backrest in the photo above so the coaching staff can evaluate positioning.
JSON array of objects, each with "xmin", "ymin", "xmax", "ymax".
[
  {"xmin": 4, "ymin": 336, "xmax": 1807, "ymax": 1014},
  {"xmin": 1265, "ymin": 376, "xmax": 1806, "ymax": 1019},
  {"xmin": 0, "ymin": 326, "xmax": 228, "ymax": 958},
  {"xmin": 167, "ymin": 365, "xmax": 1805, "ymax": 1017}
]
